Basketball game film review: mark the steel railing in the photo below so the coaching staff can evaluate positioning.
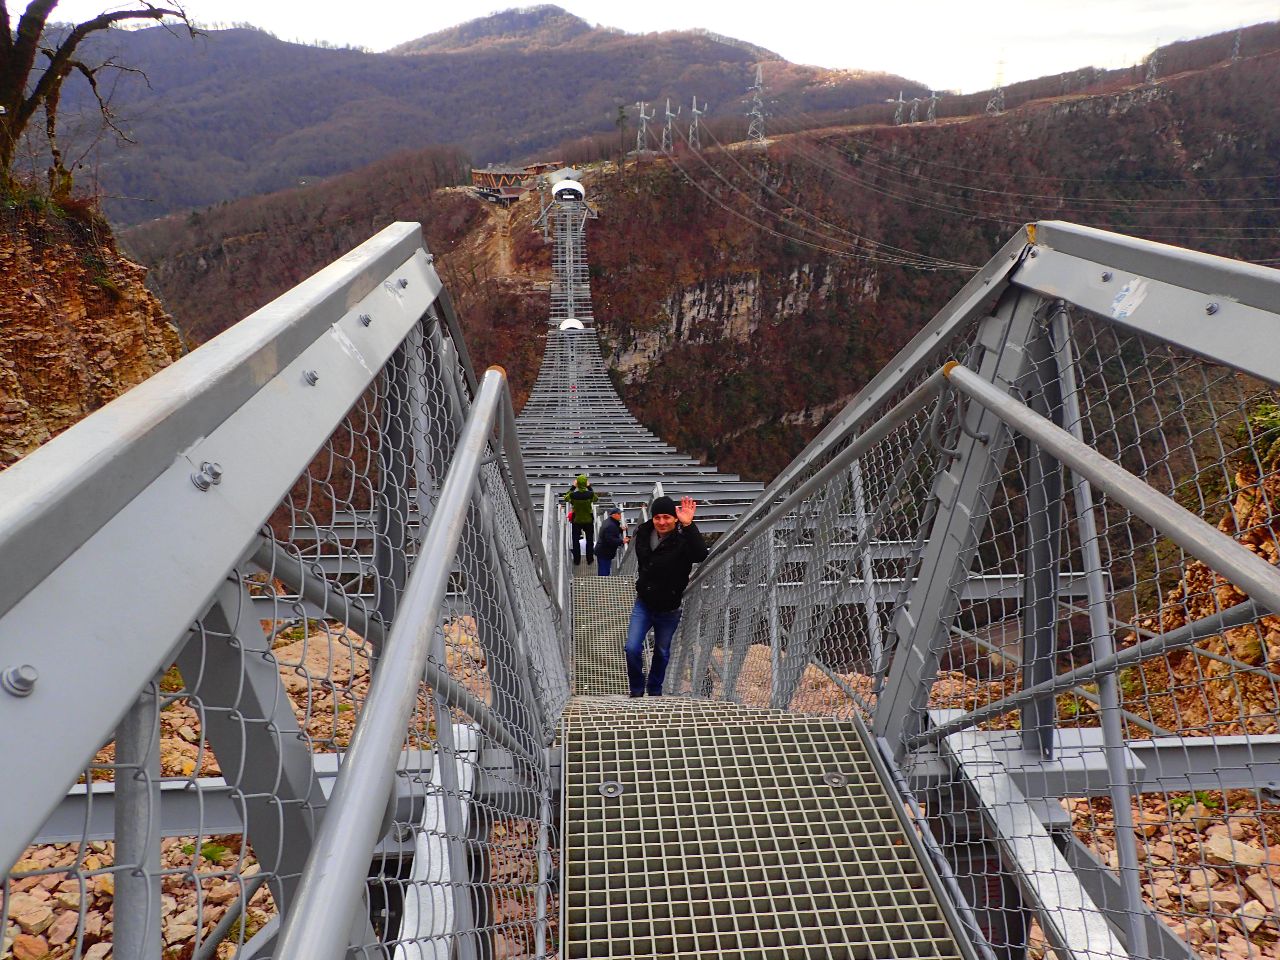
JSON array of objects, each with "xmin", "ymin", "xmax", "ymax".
[
  {"xmin": 669, "ymin": 221, "xmax": 1280, "ymax": 960},
  {"xmin": 0, "ymin": 224, "xmax": 568, "ymax": 960}
]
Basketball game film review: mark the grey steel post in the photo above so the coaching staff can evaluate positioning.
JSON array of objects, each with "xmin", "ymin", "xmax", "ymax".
[
  {"xmin": 1051, "ymin": 306, "xmax": 1149, "ymax": 955},
  {"xmin": 175, "ymin": 580, "xmax": 334, "ymax": 921},
  {"xmin": 535, "ymin": 767, "xmax": 553, "ymax": 957},
  {"xmin": 274, "ymin": 368, "xmax": 510, "ymax": 960},
  {"xmin": 850, "ymin": 459, "xmax": 885, "ymax": 677},
  {"xmin": 425, "ymin": 706, "xmax": 479, "ymax": 960},
  {"xmin": 1019, "ymin": 327, "xmax": 1065, "ymax": 758},
  {"xmin": 766, "ymin": 529, "xmax": 781, "ymax": 705},
  {"xmin": 113, "ymin": 682, "xmax": 162, "ymax": 960},
  {"xmin": 722, "ymin": 541, "xmax": 770, "ymax": 700},
  {"xmin": 875, "ymin": 288, "xmax": 1046, "ymax": 754},
  {"xmin": 542, "ymin": 484, "xmax": 555, "ymax": 574}
]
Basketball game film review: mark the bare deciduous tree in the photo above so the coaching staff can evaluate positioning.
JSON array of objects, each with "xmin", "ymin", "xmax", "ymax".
[{"xmin": 0, "ymin": 1, "xmax": 195, "ymax": 196}]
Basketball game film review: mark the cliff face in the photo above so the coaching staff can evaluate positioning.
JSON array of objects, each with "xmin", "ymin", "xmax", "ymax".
[{"xmin": 0, "ymin": 212, "xmax": 184, "ymax": 468}]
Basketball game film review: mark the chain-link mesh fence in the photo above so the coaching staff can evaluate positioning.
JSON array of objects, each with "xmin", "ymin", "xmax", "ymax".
[
  {"xmin": 1, "ymin": 228, "xmax": 567, "ymax": 960},
  {"xmin": 669, "ymin": 227, "xmax": 1280, "ymax": 960}
]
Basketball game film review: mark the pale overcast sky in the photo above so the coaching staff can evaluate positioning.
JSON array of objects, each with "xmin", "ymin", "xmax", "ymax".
[{"xmin": 45, "ymin": 0, "xmax": 1279, "ymax": 94}]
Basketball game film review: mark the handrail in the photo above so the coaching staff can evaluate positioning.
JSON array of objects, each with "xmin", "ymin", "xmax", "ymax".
[
  {"xmin": 689, "ymin": 367, "xmax": 948, "ymax": 589},
  {"xmin": 274, "ymin": 367, "xmax": 517, "ymax": 960}
]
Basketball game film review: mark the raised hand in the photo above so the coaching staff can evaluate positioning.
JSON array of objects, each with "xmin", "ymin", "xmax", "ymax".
[{"xmin": 676, "ymin": 496, "xmax": 697, "ymax": 527}]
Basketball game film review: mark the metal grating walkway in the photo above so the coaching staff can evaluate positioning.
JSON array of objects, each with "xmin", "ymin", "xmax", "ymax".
[{"xmin": 560, "ymin": 697, "xmax": 968, "ymax": 959}]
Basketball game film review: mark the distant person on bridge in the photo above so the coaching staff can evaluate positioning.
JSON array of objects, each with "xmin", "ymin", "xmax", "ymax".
[
  {"xmin": 626, "ymin": 495, "xmax": 707, "ymax": 697},
  {"xmin": 562, "ymin": 474, "xmax": 599, "ymax": 566},
  {"xmin": 594, "ymin": 506, "xmax": 628, "ymax": 576}
]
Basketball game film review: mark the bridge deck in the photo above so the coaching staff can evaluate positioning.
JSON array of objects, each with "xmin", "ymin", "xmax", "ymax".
[{"xmin": 559, "ymin": 580, "xmax": 970, "ymax": 959}]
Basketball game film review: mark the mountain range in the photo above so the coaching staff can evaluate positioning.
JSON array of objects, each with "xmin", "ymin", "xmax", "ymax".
[
  {"xmin": 52, "ymin": 5, "xmax": 922, "ymax": 225},
  {"xmin": 121, "ymin": 20, "xmax": 1280, "ymax": 482}
]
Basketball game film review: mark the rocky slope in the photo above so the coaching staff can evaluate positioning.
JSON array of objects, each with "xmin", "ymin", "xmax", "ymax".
[{"xmin": 0, "ymin": 208, "xmax": 184, "ymax": 469}]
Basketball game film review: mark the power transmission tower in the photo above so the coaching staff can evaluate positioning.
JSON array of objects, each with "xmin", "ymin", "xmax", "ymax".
[
  {"xmin": 688, "ymin": 96, "xmax": 705, "ymax": 151},
  {"xmin": 635, "ymin": 101, "xmax": 654, "ymax": 153},
  {"xmin": 927, "ymin": 90, "xmax": 939, "ymax": 123},
  {"xmin": 893, "ymin": 91, "xmax": 904, "ymax": 125},
  {"xmin": 662, "ymin": 98, "xmax": 680, "ymax": 153},
  {"xmin": 1145, "ymin": 44, "xmax": 1161, "ymax": 83},
  {"xmin": 1231, "ymin": 28, "xmax": 1242, "ymax": 62},
  {"xmin": 908, "ymin": 97, "xmax": 919, "ymax": 124},
  {"xmin": 746, "ymin": 64, "xmax": 767, "ymax": 144},
  {"xmin": 986, "ymin": 60, "xmax": 1005, "ymax": 116}
]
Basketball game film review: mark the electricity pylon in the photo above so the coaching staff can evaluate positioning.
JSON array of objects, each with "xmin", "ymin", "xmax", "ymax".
[
  {"xmin": 662, "ymin": 98, "xmax": 680, "ymax": 153},
  {"xmin": 635, "ymin": 101, "xmax": 654, "ymax": 153},
  {"xmin": 746, "ymin": 64, "xmax": 767, "ymax": 144},
  {"xmin": 688, "ymin": 96, "xmax": 705, "ymax": 151}
]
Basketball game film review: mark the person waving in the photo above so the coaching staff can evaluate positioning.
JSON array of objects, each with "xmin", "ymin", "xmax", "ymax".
[{"xmin": 625, "ymin": 495, "xmax": 707, "ymax": 697}]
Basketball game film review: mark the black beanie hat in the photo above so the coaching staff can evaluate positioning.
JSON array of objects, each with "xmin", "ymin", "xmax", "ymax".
[{"xmin": 650, "ymin": 495, "xmax": 677, "ymax": 518}]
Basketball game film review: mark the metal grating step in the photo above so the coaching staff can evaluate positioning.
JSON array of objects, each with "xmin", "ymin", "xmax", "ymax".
[
  {"xmin": 561, "ymin": 703, "xmax": 967, "ymax": 959},
  {"xmin": 570, "ymin": 575, "xmax": 637, "ymax": 695}
]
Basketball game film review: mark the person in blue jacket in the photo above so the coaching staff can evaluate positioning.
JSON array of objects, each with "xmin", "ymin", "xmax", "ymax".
[
  {"xmin": 625, "ymin": 495, "xmax": 707, "ymax": 696},
  {"xmin": 594, "ymin": 506, "xmax": 627, "ymax": 576}
]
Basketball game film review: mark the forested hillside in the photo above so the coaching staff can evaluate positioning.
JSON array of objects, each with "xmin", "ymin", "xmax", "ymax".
[
  {"xmin": 51, "ymin": 6, "xmax": 919, "ymax": 225},
  {"xmin": 124, "ymin": 26, "xmax": 1280, "ymax": 483}
]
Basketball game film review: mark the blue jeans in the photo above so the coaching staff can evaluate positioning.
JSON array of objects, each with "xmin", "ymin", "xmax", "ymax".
[
  {"xmin": 598, "ymin": 556, "xmax": 613, "ymax": 576},
  {"xmin": 625, "ymin": 600, "xmax": 682, "ymax": 696}
]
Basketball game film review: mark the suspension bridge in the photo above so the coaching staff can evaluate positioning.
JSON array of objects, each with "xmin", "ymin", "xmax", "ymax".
[{"xmin": 3, "ymin": 168, "xmax": 1280, "ymax": 960}]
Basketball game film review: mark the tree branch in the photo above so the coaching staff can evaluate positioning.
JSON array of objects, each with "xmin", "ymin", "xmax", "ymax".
[{"xmin": 21, "ymin": 6, "xmax": 190, "ymax": 133}]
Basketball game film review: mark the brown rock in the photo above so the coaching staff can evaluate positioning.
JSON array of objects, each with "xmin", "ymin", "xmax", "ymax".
[
  {"xmin": 11, "ymin": 934, "xmax": 51, "ymax": 960},
  {"xmin": 1205, "ymin": 833, "xmax": 1267, "ymax": 868},
  {"xmin": 44, "ymin": 910, "xmax": 77, "ymax": 946},
  {"xmin": 164, "ymin": 922, "xmax": 198, "ymax": 945},
  {"xmin": 1212, "ymin": 885, "xmax": 1244, "ymax": 912},
  {"xmin": 1236, "ymin": 900, "xmax": 1270, "ymax": 934},
  {"xmin": 83, "ymin": 944, "xmax": 112, "ymax": 960},
  {"xmin": 1133, "ymin": 813, "xmax": 1163, "ymax": 837},
  {"xmin": 8, "ymin": 893, "xmax": 54, "ymax": 935},
  {"xmin": 205, "ymin": 883, "xmax": 239, "ymax": 904},
  {"xmin": 1246, "ymin": 873, "xmax": 1280, "ymax": 909}
]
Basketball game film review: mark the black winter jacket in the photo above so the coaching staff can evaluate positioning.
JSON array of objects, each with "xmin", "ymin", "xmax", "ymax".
[
  {"xmin": 595, "ymin": 516, "xmax": 625, "ymax": 560},
  {"xmin": 633, "ymin": 519, "xmax": 708, "ymax": 612}
]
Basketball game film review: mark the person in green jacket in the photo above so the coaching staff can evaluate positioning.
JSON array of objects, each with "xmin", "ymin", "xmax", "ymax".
[{"xmin": 562, "ymin": 474, "xmax": 600, "ymax": 566}]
